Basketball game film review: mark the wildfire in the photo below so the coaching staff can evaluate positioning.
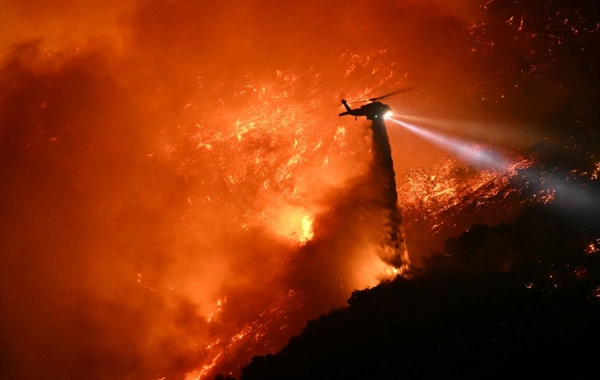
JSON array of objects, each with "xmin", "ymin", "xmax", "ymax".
[
  {"xmin": 397, "ymin": 156, "xmax": 532, "ymax": 235},
  {"xmin": 300, "ymin": 215, "xmax": 314, "ymax": 244},
  {"xmin": 206, "ymin": 298, "xmax": 226, "ymax": 323},
  {"xmin": 584, "ymin": 239, "xmax": 600, "ymax": 255},
  {"xmin": 185, "ymin": 353, "xmax": 222, "ymax": 380},
  {"xmin": 2, "ymin": 1, "xmax": 597, "ymax": 379},
  {"xmin": 145, "ymin": 50, "xmax": 415, "ymax": 378}
]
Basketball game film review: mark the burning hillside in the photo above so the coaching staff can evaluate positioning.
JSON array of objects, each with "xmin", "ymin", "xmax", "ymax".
[{"xmin": 0, "ymin": 0, "xmax": 598, "ymax": 379}]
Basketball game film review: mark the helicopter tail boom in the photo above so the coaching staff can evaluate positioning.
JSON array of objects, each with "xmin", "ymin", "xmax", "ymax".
[{"xmin": 341, "ymin": 99, "xmax": 352, "ymax": 113}]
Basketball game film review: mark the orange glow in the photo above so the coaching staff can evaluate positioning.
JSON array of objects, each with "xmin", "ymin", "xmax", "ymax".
[
  {"xmin": 206, "ymin": 297, "xmax": 226, "ymax": 323},
  {"xmin": 0, "ymin": 1, "xmax": 559, "ymax": 379},
  {"xmin": 592, "ymin": 162, "xmax": 600, "ymax": 180},
  {"xmin": 300, "ymin": 215, "xmax": 314, "ymax": 244},
  {"xmin": 397, "ymin": 156, "xmax": 534, "ymax": 233},
  {"xmin": 584, "ymin": 239, "xmax": 600, "ymax": 255},
  {"xmin": 185, "ymin": 353, "xmax": 223, "ymax": 380}
]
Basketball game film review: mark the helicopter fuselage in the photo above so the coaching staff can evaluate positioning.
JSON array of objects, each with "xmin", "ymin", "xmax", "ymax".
[{"xmin": 339, "ymin": 100, "xmax": 392, "ymax": 121}]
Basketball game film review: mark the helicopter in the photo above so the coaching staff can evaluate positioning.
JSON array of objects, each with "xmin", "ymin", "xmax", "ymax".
[{"xmin": 338, "ymin": 86, "xmax": 415, "ymax": 121}]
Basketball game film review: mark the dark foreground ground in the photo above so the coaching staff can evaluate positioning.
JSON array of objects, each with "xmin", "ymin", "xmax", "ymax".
[{"xmin": 225, "ymin": 200, "xmax": 600, "ymax": 379}]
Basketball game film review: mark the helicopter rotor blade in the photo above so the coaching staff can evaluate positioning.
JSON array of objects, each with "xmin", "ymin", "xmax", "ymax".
[{"xmin": 363, "ymin": 86, "xmax": 416, "ymax": 102}]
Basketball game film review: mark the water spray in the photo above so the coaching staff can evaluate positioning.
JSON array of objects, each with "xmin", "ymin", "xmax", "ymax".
[{"xmin": 368, "ymin": 118, "xmax": 410, "ymax": 271}]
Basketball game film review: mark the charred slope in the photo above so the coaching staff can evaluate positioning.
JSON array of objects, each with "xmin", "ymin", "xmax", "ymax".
[{"xmin": 233, "ymin": 204, "xmax": 600, "ymax": 379}]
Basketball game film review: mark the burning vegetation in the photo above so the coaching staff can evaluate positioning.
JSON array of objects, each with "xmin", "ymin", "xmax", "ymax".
[{"xmin": 0, "ymin": 0, "xmax": 599, "ymax": 379}]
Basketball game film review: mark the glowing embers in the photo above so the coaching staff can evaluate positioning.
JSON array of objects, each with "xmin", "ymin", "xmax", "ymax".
[
  {"xmin": 185, "ymin": 290, "xmax": 304, "ymax": 380},
  {"xmin": 592, "ymin": 162, "xmax": 600, "ymax": 180},
  {"xmin": 396, "ymin": 157, "xmax": 527, "ymax": 234},
  {"xmin": 584, "ymin": 239, "xmax": 600, "ymax": 255},
  {"xmin": 185, "ymin": 353, "xmax": 223, "ymax": 380},
  {"xmin": 206, "ymin": 297, "xmax": 226, "ymax": 323}
]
